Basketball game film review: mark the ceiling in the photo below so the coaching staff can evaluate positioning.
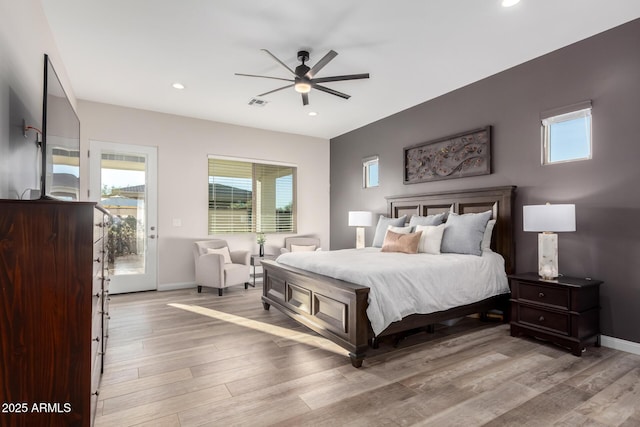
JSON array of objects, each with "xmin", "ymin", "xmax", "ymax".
[{"xmin": 41, "ymin": 1, "xmax": 640, "ymax": 140}]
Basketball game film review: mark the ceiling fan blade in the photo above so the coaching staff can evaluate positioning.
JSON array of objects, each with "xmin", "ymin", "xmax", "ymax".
[
  {"xmin": 312, "ymin": 73, "xmax": 370, "ymax": 84},
  {"xmin": 261, "ymin": 49, "xmax": 297, "ymax": 76},
  {"xmin": 302, "ymin": 93, "xmax": 309, "ymax": 106},
  {"xmin": 305, "ymin": 50, "xmax": 338, "ymax": 79},
  {"xmin": 313, "ymin": 84, "xmax": 351, "ymax": 99},
  {"xmin": 258, "ymin": 84, "xmax": 294, "ymax": 97},
  {"xmin": 235, "ymin": 73, "xmax": 294, "ymax": 83}
]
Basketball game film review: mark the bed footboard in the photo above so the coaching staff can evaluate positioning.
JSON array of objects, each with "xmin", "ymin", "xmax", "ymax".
[{"xmin": 261, "ymin": 260, "xmax": 370, "ymax": 367}]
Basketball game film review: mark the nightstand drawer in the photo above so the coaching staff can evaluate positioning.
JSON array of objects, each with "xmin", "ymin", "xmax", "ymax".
[
  {"xmin": 516, "ymin": 281, "xmax": 569, "ymax": 309},
  {"xmin": 519, "ymin": 305, "xmax": 569, "ymax": 335}
]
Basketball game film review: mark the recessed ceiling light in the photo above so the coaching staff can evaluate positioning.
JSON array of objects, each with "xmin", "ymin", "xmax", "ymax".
[
  {"xmin": 308, "ymin": 111, "xmax": 318, "ymax": 117},
  {"xmin": 172, "ymin": 82, "xmax": 185, "ymax": 90},
  {"xmin": 502, "ymin": 0, "xmax": 520, "ymax": 7}
]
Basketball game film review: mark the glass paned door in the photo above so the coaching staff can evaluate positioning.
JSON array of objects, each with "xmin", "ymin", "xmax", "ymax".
[{"xmin": 90, "ymin": 140, "xmax": 158, "ymax": 294}]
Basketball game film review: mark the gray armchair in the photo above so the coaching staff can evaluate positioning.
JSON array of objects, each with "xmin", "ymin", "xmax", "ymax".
[
  {"xmin": 280, "ymin": 236, "xmax": 321, "ymax": 255},
  {"xmin": 193, "ymin": 239, "xmax": 250, "ymax": 296}
]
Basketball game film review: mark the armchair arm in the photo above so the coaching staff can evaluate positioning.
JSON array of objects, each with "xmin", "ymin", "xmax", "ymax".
[
  {"xmin": 195, "ymin": 253, "xmax": 225, "ymax": 287},
  {"xmin": 230, "ymin": 250, "xmax": 250, "ymax": 265}
]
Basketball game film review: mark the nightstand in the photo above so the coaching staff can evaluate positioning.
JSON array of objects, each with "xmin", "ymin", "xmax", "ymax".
[
  {"xmin": 250, "ymin": 254, "xmax": 276, "ymax": 287},
  {"xmin": 509, "ymin": 273, "xmax": 602, "ymax": 356}
]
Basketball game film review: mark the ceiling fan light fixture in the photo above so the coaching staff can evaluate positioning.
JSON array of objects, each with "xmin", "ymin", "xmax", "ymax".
[
  {"xmin": 294, "ymin": 82, "xmax": 311, "ymax": 93},
  {"xmin": 236, "ymin": 48, "xmax": 369, "ymax": 106}
]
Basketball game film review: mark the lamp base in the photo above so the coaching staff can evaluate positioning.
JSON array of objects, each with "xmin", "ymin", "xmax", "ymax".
[
  {"xmin": 355, "ymin": 227, "xmax": 365, "ymax": 249},
  {"xmin": 538, "ymin": 232, "xmax": 558, "ymax": 280}
]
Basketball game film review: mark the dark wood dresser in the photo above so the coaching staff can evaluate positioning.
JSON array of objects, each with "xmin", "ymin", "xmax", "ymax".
[
  {"xmin": 509, "ymin": 272, "xmax": 602, "ymax": 356},
  {"xmin": 0, "ymin": 199, "xmax": 110, "ymax": 426}
]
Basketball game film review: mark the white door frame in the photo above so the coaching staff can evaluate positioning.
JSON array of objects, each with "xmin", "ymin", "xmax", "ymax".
[{"xmin": 89, "ymin": 140, "xmax": 158, "ymax": 294}]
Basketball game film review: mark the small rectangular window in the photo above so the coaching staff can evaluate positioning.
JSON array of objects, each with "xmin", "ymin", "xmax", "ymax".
[
  {"xmin": 542, "ymin": 102, "xmax": 592, "ymax": 165},
  {"xmin": 363, "ymin": 155, "xmax": 379, "ymax": 188}
]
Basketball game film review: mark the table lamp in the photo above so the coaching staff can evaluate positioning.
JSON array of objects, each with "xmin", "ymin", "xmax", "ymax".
[
  {"xmin": 523, "ymin": 203, "xmax": 576, "ymax": 280},
  {"xmin": 348, "ymin": 211, "xmax": 373, "ymax": 249}
]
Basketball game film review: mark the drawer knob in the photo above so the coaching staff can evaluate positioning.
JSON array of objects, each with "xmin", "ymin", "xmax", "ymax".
[
  {"xmin": 538, "ymin": 316, "xmax": 545, "ymax": 322},
  {"xmin": 538, "ymin": 292, "xmax": 545, "ymax": 298}
]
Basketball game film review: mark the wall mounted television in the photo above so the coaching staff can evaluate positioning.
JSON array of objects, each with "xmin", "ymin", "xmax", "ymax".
[{"xmin": 41, "ymin": 54, "xmax": 80, "ymax": 200}]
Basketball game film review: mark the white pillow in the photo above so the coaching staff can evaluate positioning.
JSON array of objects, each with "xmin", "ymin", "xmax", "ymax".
[
  {"xmin": 383, "ymin": 225, "xmax": 412, "ymax": 243},
  {"xmin": 482, "ymin": 219, "xmax": 496, "ymax": 251},
  {"xmin": 414, "ymin": 224, "xmax": 446, "ymax": 254},
  {"xmin": 388, "ymin": 224, "xmax": 412, "ymax": 233},
  {"xmin": 291, "ymin": 244, "xmax": 316, "ymax": 252},
  {"xmin": 207, "ymin": 247, "xmax": 232, "ymax": 264}
]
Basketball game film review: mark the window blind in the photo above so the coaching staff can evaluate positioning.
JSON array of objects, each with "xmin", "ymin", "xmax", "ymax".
[{"xmin": 208, "ymin": 158, "xmax": 296, "ymax": 234}]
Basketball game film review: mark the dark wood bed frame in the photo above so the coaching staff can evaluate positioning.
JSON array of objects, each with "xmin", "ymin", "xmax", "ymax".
[{"xmin": 261, "ymin": 186, "xmax": 516, "ymax": 367}]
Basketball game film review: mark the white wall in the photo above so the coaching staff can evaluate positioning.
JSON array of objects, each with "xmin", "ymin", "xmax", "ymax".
[
  {"xmin": 0, "ymin": 0, "xmax": 330, "ymax": 290},
  {"xmin": 79, "ymin": 101, "xmax": 330, "ymax": 289},
  {"xmin": 0, "ymin": 0, "xmax": 76, "ymax": 199}
]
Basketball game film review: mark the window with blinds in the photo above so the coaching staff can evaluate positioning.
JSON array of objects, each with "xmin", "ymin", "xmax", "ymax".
[{"xmin": 208, "ymin": 157, "xmax": 296, "ymax": 234}]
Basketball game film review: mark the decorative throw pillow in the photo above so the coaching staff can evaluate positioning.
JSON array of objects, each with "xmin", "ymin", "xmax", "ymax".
[
  {"xmin": 372, "ymin": 215, "xmax": 407, "ymax": 248},
  {"xmin": 413, "ymin": 223, "xmax": 446, "ymax": 254},
  {"xmin": 409, "ymin": 212, "xmax": 446, "ymax": 227},
  {"xmin": 441, "ymin": 210, "xmax": 492, "ymax": 256},
  {"xmin": 381, "ymin": 230, "xmax": 422, "ymax": 254},
  {"xmin": 291, "ymin": 244, "xmax": 316, "ymax": 252},
  {"xmin": 481, "ymin": 219, "xmax": 496, "ymax": 251},
  {"xmin": 207, "ymin": 247, "xmax": 232, "ymax": 264},
  {"xmin": 383, "ymin": 225, "xmax": 412, "ymax": 248}
]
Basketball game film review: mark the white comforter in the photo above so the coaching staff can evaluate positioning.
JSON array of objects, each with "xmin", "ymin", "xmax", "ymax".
[{"xmin": 276, "ymin": 248, "xmax": 509, "ymax": 335}]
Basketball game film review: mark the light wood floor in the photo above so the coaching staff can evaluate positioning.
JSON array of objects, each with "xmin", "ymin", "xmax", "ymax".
[{"xmin": 95, "ymin": 285, "xmax": 640, "ymax": 427}]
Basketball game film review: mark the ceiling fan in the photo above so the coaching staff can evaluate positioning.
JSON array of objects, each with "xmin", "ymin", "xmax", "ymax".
[{"xmin": 235, "ymin": 49, "xmax": 370, "ymax": 106}]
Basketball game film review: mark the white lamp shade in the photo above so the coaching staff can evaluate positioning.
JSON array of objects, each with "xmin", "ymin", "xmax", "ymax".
[
  {"xmin": 523, "ymin": 204, "xmax": 576, "ymax": 232},
  {"xmin": 348, "ymin": 211, "xmax": 373, "ymax": 227}
]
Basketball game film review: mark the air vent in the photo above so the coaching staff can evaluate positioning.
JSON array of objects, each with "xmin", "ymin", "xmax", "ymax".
[{"xmin": 248, "ymin": 98, "xmax": 268, "ymax": 107}]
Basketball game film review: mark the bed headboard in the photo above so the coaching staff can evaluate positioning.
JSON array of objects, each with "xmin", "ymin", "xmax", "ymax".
[{"xmin": 386, "ymin": 186, "xmax": 516, "ymax": 274}]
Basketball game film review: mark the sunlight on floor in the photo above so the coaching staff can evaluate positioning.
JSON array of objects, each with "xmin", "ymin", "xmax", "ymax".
[{"xmin": 167, "ymin": 303, "xmax": 347, "ymax": 357}]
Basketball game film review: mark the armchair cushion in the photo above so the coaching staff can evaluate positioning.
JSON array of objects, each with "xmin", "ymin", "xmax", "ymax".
[
  {"xmin": 280, "ymin": 236, "xmax": 321, "ymax": 255},
  {"xmin": 207, "ymin": 247, "xmax": 232, "ymax": 264}
]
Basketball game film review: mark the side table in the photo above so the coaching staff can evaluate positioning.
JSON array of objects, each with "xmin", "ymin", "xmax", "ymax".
[
  {"xmin": 509, "ymin": 272, "xmax": 602, "ymax": 356},
  {"xmin": 250, "ymin": 254, "xmax": 276, "ymax": 287}
]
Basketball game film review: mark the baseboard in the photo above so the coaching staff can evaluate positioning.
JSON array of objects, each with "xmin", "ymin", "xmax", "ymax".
[
  {"xmin": 601, "ymin": 335, "xmax": 640, "ymax": 356},
  {"xmin": 157, "ymin": 282, "xmax": 196, "ymax": 291}
]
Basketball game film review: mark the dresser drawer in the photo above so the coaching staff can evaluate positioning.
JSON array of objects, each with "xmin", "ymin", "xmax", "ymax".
[
  {"xmin": 516, "ymin": 281, "xmax": 569, "ymax": 310},
  {"xmin": 519, "ymin": 305, "xmax": 569, "ymax": 335}
]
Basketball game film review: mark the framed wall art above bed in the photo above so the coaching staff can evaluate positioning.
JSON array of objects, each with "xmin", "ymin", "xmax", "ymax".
[{"xmin": 404, "ymin": 126, "xmax": 491, "ymax": 184}]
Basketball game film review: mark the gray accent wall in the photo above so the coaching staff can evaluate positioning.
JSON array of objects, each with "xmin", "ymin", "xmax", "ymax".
[{"xmin": 330, "ymin": 19, "xmax": 640, "ymax": 344}]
